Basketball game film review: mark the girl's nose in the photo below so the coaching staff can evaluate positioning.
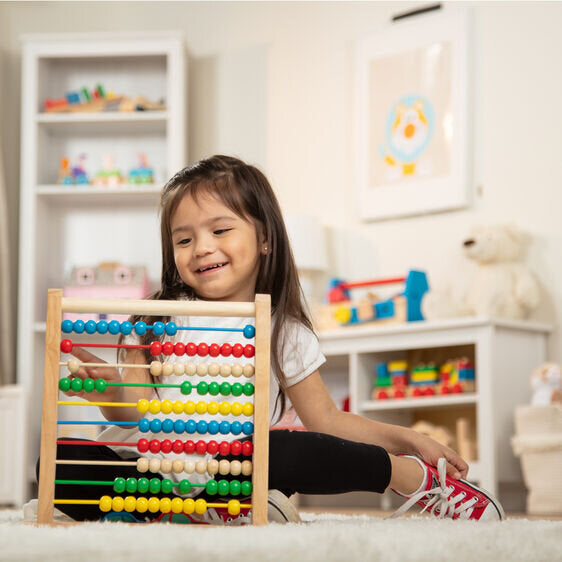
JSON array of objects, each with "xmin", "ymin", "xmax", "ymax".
[{"xmin": 193, "ymin": 235, "xmax": 215, "ymax": 257}]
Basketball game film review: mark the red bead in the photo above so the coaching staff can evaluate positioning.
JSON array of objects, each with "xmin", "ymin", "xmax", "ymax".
[
  {"xmin": 218, "ymin": 441, "xmax": 230, "ymax": 456},
  {"xmin": 209, "ymin": 343, "xmax": 220, "ymax": 357},
  {"xmin": 137, "ymin": 438, "xmax": 149, "ymax": 453},
  {"xmin": 186, "ymin": 342, "xmax": 197, "ymax": 356},
  {"xmin": 197, "ymin": 343, "xmax": 209, "ymax": 357},
  {"xmin": 232, "ymin": 344, "xmax": 243, "ymax": 358},
  {"xmin": 184, "ymin": 440, "xmax": 195, "ymax": 454},
  {"xmin": 150, "ymin": 341, "xmax": 162, "ymax": 356},
  {"xmin": 174, "ymin": 342, "xmax": 186, "ymax": 356},
  {"xmin": 243, "ymin": 344, "xmax": 255, "ymax": 358},
  {"xmin": 162, "ymin": 342, "xmax": 174, "ymax": 356},
  {"xmin": 60, "ymin": 339, "xmax": 73, "ymax": 353},
  {"xmin": 230, "ymin": 440, "xmax": 242, "ymax": 456},
  {"xmin": 195, "ymin": 440, "xmax": 207, "ymax": 455},
  {"xmin": 149, "ymin": 439, "xmax": 161, "ymax": 453},
  {"xmin": 206, "ymin": 440, "xmax": 219, "ymax": 455},
  {"xmin": 172, "ymin": 439, "xmax": 184, "ymax": 454},
  {"xmin": 221, "ymin": 343, "xmax": 232, "ymax": 357},
  {"xmin": 241, "ymin": 441, "xmax": 253, "ymax": 456},
  {"xmin": 452, "ymin": 383, "xmax": 463, "ymax": 394},
  {"xmin": 161, "ymin": 439, "xmax": 172, "ymax": 453}
]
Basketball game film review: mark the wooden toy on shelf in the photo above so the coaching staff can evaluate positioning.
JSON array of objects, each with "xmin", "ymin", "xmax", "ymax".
[{"xmin": 128, "ymin": 153, "xmax": 154, "ymax": 184}]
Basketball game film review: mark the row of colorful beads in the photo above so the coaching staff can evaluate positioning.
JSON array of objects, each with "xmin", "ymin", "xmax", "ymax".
[
  {"xmin": 113, "ymin": 476, "xmax": 252, "ymax": 496},
  {"xmin": 148, "ymin": 341, "xmax": 255, "ymax": 358},
  {"xmin": 136, "ymin": 398, "xmax": 254, "ymax": 417},
  {"xmin": 136, "ymin": 438, "xmax": 253, "ymax": 456},
  {"xmin": 137, "ymin": 418, "xmax": 254, "ymax": 436},
  {"xmin": 148, "ymin": 361, "xmax": 255, "ymax": 378}
]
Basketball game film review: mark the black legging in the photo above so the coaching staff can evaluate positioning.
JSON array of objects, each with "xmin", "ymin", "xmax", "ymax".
[{"xmin": 37, "ymin": 430, "xmax": 391, "ymax": 521}]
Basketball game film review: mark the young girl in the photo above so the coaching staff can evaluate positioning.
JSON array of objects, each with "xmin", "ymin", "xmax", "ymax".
[{"xmin": 52, "ymin": 155, "xmax": 504, "ymax": 523}]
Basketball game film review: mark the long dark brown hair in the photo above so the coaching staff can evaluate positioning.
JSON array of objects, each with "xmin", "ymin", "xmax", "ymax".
[{"xmin": 125, "ymin": 155, "xmax": 313, "ymax": 419}]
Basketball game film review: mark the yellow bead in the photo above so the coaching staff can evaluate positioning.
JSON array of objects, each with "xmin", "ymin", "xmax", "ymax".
[
  {"xmin": 207, "ymin": 401, "xmax": 219, "ymax": 415},
  {"xmin": 173, "ymin": 362, "xmax": 185, "ymax": 376},
  {"xmin": 162, "ymin": 361, "xmax": 174, "ymax": 377},
  {"xmin": 124, "ymin": 496, "xmax": 137, "ymax": 512},
  {"xmin": 195, "ymin": 498, "xmax": 207, "ymax": 515},
  {"xmin": 184, "ymin": 401, "xmax": 196, "ymax": 415},
  {"xmin": 231, "ymin": 402, "xmax": 242, "ymax": 416},
  {"xmin": 160, "ymin": 497, "xmax": 172, "ymax": 513},
  {"xmin": 149, "ymin": 399, "xmax": 161, "ymax": 414},
  {"xmin": 242, "ymin": 402, "xmax": 254, "ymax": 417},
  {"xmin": 243, "ymin": 364, "xmax": 254, "ymax": 378},
  {"xmin": 227, "ymin": 499, "xmax": 241, "ymax": 516},
  {"xmin": 173, "ymin": 400, "xmax": 184, "ymax": 414},
  {"xmin": 195, "ymin": 401, "xmax": 207, "ymax": 415},
  {"xmin": 112, "ymin": 496, "xmax": 124, "ymax": 512},
  {"xmin": 196, "ymin": 363, "xmax": 208, "ymax": 376},
  {"xmin": 208, "ymin": 363, "xmax": 220, "ymax": 376},
  {"xmin": 183, "ymin": 498, "xmax": 195, "ymax": 514},
  {"xmin": 231, "ymin": 364, "xmax": 243, "ymax": 377},
  {"xmin": 137, "ymin": 399, "xmax": 149, "ymax": 414},
  {"xmin": 334, "ymin": 306, "xmax": 351, "ymax": 324},
  {"xmin": 136, "ymin": 497, "xmax": 148, "ymax": 513},
  {"xmin": 136, "ymin": 457, "xmax": 149, "ymax": 473},
  {"xmin": 149, "ymin": 361, "xmax": 163, "ymax": 376},
  {"xmin": 185, "ymin": 362, "xmax": 196, "ymax": 376},
  {"xmin": 148, "ymin": 497, "xmax": 160, "ymax": 513},
  {"xmin": 219, "ymin": 401, "xmax": 231, "ymax": 415},
  {"xmin": 99, "ymin": 495, "xmax": 112, "ymax": 512},
  {"xmin": 171, "ymin": 497, "xmax": 184, "ymax": 514},
  {"xmin": 161, "ymin": 399, "xmax": 173, "ymax": 414}
]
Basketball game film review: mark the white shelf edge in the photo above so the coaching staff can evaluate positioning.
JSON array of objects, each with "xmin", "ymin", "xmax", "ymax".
[
  {"xmin": 360, "ymin": 393, "xmax": 478, "ymax": 411},
  {"xmin": 36, "ymin": 111, "xmax": 169, "ymax": 124},
  {"xmin": 36, "ymin": 184, "xmax": 162, "ymax": 196}
]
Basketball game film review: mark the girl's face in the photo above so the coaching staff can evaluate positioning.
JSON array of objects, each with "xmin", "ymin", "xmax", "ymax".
[{"xmin": 170, "ymin": 191, "xmax": 266, "ymax": 302}]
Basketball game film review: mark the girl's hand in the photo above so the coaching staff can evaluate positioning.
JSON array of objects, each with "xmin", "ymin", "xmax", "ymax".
[{"xmin": 411, "ymin": 431, "xmax": 469, "ymax": 480}]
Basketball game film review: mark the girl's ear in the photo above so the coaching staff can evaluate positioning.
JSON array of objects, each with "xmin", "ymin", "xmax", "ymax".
[{"xmin": 258, "ymin": 224, "xmax": 269, "ymax": 255}]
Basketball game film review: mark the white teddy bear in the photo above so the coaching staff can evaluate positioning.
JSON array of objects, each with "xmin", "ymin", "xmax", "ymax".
[{"xmin": 423, "ymin": 224, "xmax": 540, "ymax": 320}]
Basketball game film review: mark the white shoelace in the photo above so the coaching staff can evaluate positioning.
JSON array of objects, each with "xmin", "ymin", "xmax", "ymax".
[{"xmin": 390, "ymin": 458, "xmax": 478, "ymax": 519}]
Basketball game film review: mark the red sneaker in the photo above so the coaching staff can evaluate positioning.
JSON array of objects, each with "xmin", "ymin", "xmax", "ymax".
[{"xmin": 391, "ymin": 456, "xmax": 505, "ymax": 521}]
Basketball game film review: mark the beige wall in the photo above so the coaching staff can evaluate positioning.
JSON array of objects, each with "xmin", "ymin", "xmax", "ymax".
[{"xmin": 1, "ymin": 1, "xmax": 560, "ymax": 372}]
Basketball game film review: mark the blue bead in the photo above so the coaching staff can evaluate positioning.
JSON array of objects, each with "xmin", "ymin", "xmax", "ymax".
[
  {"xmin": 96, "ymin": 321, "xmax": 108, "ymax": 334},
  {"xmin": 85, "ymin": 320, "xmax": 97, "ymax": 334},
  {"xmin": 230, "ymin": 421, "xmax": 242, "ymax": 435},
  {"xmin": 134, "ymin": 321, "xmax": 147, "ymax": 335},
  {"xmin": 165, "ymin": 322, "xmax": 177, "ymax": 336},
  {"xmin": 242, "ymin": 422, "xmax": 254, "ymax": 435},
  {"xmin": 186, "ymin": 420, "xmax": 197, "ymax": 434},
  {"xmin": 174, "ymin": 420, "xmax": 186, "ymax": 434},
  {"xmin": 120, "ymin": 321, "xmax": 133, "ymax": 335},
  {"xmin": 108, "ymin": 320, "xmax": 120, "ymax": 335},
  {"xmin": 162, "ymin": 419, "xmax": 174, "ymax": 433},
  {"xmin": 208, "ymin": 420, "xmax": 219, "ymax": 435},
  {"xmin": 219, "ymin": 421, "xmax": 231, "ymax": 435},
  {"xmin": 243, "ymin": 324, "xmax": 255, "ymax": 339},
  {"xmin": 152, "ymin": 322, "xmax": 165, "ymax": 336},
  {"xmin": 73, "ymin": 320, "xmax": 85, "ymax": 334},
  {"xmin": 61, "ymin": 320, "xmax": 73, "ymax": 333},
  {"xmin": 138, "ymin": 419, "xmax": 150, "ymax": 433},
  {"xmin": 196, "ymin": 420, "xmax": 208, "ymax": 434},
  {"xmin": 149, "ymin": 419, "xmax": 162, "ymax": 433}
]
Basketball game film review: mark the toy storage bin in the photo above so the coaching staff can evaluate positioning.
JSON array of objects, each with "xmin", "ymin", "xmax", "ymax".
[{"xmin": 511, "ymin": 405, "xmax": 562, "ymax": 515}]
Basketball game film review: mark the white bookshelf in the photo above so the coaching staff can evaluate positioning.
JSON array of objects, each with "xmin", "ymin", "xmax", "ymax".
[{"xmin": 16, "ymin": 32, "xmax": 187, "ymax": 498}]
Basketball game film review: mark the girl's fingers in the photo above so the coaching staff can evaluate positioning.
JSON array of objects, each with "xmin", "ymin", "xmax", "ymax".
[{"xmin": 70, "ymin": 346, "xmax": 106, "ymax": 364}]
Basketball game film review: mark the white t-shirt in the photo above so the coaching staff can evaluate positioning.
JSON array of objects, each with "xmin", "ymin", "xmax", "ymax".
[{"xmin": 97, "ymin": 309, "xmax": 325, "ymax": 492}]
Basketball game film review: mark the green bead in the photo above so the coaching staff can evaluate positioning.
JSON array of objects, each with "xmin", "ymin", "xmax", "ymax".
[
  {"xmin": 229, "ymin": 480, "xmax": 241, "ymax": 496},
  {"xmin": 205, "ymin": 480, "xmax": 218, "ymax": 495},
  {"xmin": 220, "ymin": 382, "xmax": 231, "ymax": 396},
  {"xmin": 217, "ymin": 480, "xmax": 230, "ymax": 496},
  {"xmin": 94, "ymin": 378, "xmax": 107, "ymax": 393},
  {"xmin": 197, "ymin": 381, "xmax": 208, "ymax": 395},
  {"xmin": 161, "ymin": 479, "xmax": 173, "ymax": 494},
  {"xmin": 137, "ymin": 477, "xmax": 149, "ymax": 493},
  {"xmin": 241, "ymin": 480, "xmax": 253, "ymax": 496},
  {"xmin": 70, "ymin": 378, "xmax": 83, "ymax": 392},
  {"xmin": 243, "ymin": 383, "xmax": 255, "ymax": 396},
  {"xmin": 59, "ymin": 377, "xmax": 71, "ymax": 392},
  {"xmin": 125, "ymin": 477, "xmax": 137, "ymax": 493},
  {"xmin": 231, "ymin": 383, "xmax": 243, "ymax": 397},
  {"xmin": 113, "ymin": 477, "xmax": 126, "ymax": 493},
  {"xmin": 149, "ymin": 478, "xmax": 161, "ymax": 494},
  {"xmin": 179, "ymin": 479, "xmax": 191, "ymax": 494},
  {"xmin": 208, "ymin": 382, "xmax": 220, "ymax": 396},
  {"xmin": 82, "ymin": 378, "xmax": 95, "ymax": 393},
  {"xmin": 180, "ymin": 381, "xmax": 192, "ymax": 395}
]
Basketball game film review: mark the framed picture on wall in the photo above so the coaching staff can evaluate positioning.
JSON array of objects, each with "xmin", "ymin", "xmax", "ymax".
[{"xmin": 355, "ymin": 8, "xmax": 471, "ymax": 221}]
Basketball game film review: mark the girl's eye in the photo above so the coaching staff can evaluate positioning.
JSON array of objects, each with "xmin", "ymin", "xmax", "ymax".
[
  {"xmin": 214, "ymin": 228, "xmax": 231, "ymax": 235},
  {"xmin": 176, "ymin": 238, "xmax": 191, "ymax": 246}
]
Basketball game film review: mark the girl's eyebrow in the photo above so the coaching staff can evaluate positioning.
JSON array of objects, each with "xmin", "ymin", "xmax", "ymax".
[{"xmin": 171, "ymin": 215, "xmax": 236, "ymax": 236}]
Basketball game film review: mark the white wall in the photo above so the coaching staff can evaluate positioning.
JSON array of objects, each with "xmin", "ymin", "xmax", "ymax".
[{"xmin": 1, "ymin": 1, "xmax": 560, "ymax": 370}]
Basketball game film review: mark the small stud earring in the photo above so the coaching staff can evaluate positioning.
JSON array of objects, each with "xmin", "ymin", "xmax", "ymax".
[{"xmin": 264, "ymin": 246, "xmax": 268, "ymax": 253}]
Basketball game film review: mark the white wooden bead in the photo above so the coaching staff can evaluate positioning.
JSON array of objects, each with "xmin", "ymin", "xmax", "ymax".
[
  {"xmin": 160, "ymin": 459, "xmax": 173, "ymax": 474},
  {"xmin": 230, "ymin": 460, "xmax": 242, "ymax": 476},
  {"xmin": 241, "ymin": 460, "xmax": 253, "ymax": 476},
  {"xmin": 231, "ymin": 364, "xmax": 243, "ymax": 377},
  {"xmin": 172, "ymin": 460, "xmax": 184, "ymax": 473},
  {"xmin": 150, "ymin": 361, "xmax": 163, "ymax": 376},
  {"xmin": 185, "ymin": 362, "xmax": 197, "ymax": 376},
  {"xmin": 208, "ymin": 362, "xmax": 220, "ymax": 377},
  {"xmin": 173, "ymin": 362, "xmax": 185, "ymax": 376},
  {"xmin": 162, "ymin": 361, "xmax": 174, "ymax": 377},
  {"xmin": 136, "ymin": 457, "xmax": 149, "ymax": 473},
  {"xmin": 219, "ymin": 459, "xmax": 230, "ymax": 475},
  {"xmin": 220, "ymin": 364, "xmax": 231, "ymax": 377},
  {"xmin": 195, "ymin": 460, "xmax": 207, "ymax": 474},
  {"xmin": 243, "ymin": 364, "xmax": 254, "ymax": 378},
  {"xmin": 207, "ymin": 459, "xmax": 219, "ymax": 475},
  {"xmin": 184, "ymin": 460, "xmax": 195, "ymax": 474},
  {"xmin": 196, "ymin": 363, "xmax": 208, "ymax": 376},
  {"xmin": 67, "ymin": 358, "xmax": 81, "ymax": 374},
  {"xmin": 149, "ymin": 458, "xmax": 161, "ymax": 473}
]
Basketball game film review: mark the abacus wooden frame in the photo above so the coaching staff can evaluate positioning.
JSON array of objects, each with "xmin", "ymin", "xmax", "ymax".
[{"xmin": 37, "ymin": 288, "xmax": 271, "ymax": 526}]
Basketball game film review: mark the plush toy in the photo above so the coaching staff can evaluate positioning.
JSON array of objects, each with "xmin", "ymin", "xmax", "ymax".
[
  {"xmin": 531, "ymin": 362, "xmax": 562, "ymax": 405},
  {"xmin": 423, "ymin": 224, "xmax": 540, "ymax": 320}
]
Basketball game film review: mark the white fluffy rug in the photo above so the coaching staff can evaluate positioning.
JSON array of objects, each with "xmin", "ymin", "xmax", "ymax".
[{"xmin": 1, "ymin": 509, "xmax": 561, "ymax": 562}]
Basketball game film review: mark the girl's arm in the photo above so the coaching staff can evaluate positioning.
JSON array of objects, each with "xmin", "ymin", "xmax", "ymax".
[
  {"xmin": 287, "ymin": 370, "xmax": 469, "ymax": 479},
  {"xmin": 64, "ymin": 347, "xmax": 153, "ymax": 422}
]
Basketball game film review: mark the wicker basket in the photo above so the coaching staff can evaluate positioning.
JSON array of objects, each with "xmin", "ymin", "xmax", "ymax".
[{"xmin": 511, "ymin": 405, "xmax": 562, "ymax": 515}]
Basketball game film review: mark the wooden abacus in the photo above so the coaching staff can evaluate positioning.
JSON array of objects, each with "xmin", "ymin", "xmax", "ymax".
[{"xmin": 37, "ymin": 289, "xmax": 270, "ymax": 525}]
